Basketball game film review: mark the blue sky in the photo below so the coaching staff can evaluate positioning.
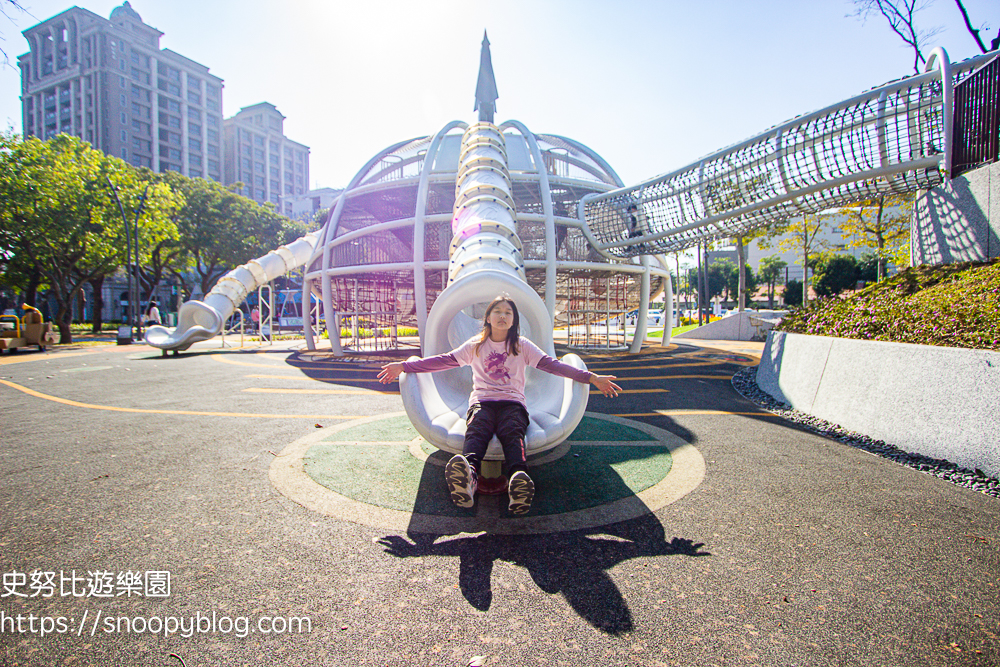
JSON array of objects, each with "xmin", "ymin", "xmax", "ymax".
[{"xmin": 0, "ymin": 0, "xmax": 996, "ymax": 190}]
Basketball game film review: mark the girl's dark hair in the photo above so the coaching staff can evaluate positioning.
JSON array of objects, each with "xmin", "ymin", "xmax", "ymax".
[{"xmin": 475, "ymin": 295, "xmax": 520, "ymax": 356}]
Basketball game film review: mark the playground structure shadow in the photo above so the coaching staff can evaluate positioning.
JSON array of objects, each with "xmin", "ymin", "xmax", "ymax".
[
  {"xmin": 377, "ymin": 449, "xmax": 710, "ymax": 634},
  {"xmin": 379, "ymin": 513, "xmax": 710, "ymax": 634}
]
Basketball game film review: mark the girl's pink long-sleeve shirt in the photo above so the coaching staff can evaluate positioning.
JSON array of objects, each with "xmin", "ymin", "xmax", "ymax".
[{"xmin": 401, "ymin": 336, "xmax": 592, "ymax": 406}]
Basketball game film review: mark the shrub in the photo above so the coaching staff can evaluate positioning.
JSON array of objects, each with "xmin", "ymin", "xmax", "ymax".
[{"xmin": 775, "ymin": 259, "xmax": 1000, "ymax": 350}]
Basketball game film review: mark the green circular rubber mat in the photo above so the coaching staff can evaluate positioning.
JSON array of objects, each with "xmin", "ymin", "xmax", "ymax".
[
  {"xmin": 306, "ymin": 414, "xmax": 671, "ymax": 516},
  {"xmin": 270, "ymin": 411, "xmax": 704, "ymax": 534}
]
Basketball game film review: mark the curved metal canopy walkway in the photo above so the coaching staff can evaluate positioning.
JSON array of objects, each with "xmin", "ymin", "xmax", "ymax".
[{"xmin": 584, "ymin": 48, "xmax": 998, "ymax": 257}]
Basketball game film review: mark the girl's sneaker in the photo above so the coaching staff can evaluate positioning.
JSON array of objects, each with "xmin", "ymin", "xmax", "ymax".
[
  {"xmin": 445, "ymin": 455, "xmax": 478, "ymax": 508},
  {"xmin": 507, "ymin": 470, "xmax": 535, "ymax": 515}
]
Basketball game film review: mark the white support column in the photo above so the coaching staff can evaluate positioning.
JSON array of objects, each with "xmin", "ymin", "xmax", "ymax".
[
  {"xmin": 629, "ymin": 255, "xmax": 650, "ymax": 353},
  {"xmin": 413, "ymin": 120, "xmax": 465, "ymax": 354}
]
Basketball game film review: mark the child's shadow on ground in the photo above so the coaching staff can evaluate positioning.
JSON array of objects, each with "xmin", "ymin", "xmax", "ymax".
[
  {"xmin": 378, "ymin": 438, "xmax": 709, "ymax": 634},
  {"xmin": 379, "ymin": 515, "xmax": 709, "ymax": 634}
]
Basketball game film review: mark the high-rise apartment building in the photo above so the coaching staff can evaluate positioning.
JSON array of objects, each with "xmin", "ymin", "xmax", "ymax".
[
  {"xmin": 17, "ymin": 2, "xmax": 224, "ymax": 181},
  {"xmin": 223, "ymin": 102, "xmax": 310, "ymax": 215}
]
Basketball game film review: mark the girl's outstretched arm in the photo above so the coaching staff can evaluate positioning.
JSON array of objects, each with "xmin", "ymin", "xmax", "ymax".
[
  {"xmin": 377, "ymin": 352, "xmax": 463, "ymax": 383},
  {"xmin": 378, "ymin": 363, "xmax": 405, "ymax": 384},
  {"xmin": 590, "ymin": 374, "xmax": 622, "ymax": 398}
]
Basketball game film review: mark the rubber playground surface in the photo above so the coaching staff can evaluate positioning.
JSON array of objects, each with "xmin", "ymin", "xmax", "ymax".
[{"xmin": 0, "ymin": 336, "xmax": 997, "ymax": 666}]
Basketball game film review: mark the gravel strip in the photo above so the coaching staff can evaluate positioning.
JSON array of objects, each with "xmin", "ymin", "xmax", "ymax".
[{"xmin": 732, "ymin": 365, "xmax": 1000, "ymax": 499}]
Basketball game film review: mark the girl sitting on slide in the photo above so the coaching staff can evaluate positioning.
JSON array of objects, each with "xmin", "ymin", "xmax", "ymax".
[{"xmin": 378, "ymin": 294, "xmax": 621, "ymax": 515}]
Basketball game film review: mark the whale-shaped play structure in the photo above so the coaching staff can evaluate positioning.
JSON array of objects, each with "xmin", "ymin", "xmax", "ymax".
[
  {"xmin": 144, "ymin": 230, "xmax": 320, "ymax": 352},
  {"xmin": 397, "ymin": 121, "xmax": 590, "ymax": 458}
]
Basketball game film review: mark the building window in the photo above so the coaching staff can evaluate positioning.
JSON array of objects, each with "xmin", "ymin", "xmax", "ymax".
[
  {"xmin": 120, "ymin": 93, "xmax": 127, "ymax": 106},
  {"xmin": 207, "ymin": 144, "xmax": 218, "ymax": 157},
  {"xmin": 188, "ymin": 122, "xmax": 201, "ymax": 135},
  {"xmin": 189, "ymin": 138, "xmax": 202, "ymax": 151},
  {"xmin": 121, "ymin": 147, "xmax": 128, "ymax": 159},
  {"xmin": 188, "ymin": 108, "xmax": 201, "ymax": 120},
  {"xmin": 207, "ymin": 129, "xmax": 218, "ymax": 142},
  {"xmin": 187, "ymin": 91, "xmax": 201, "ymax": 105}
]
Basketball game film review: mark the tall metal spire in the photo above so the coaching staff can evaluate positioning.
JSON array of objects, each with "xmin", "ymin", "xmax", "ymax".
[{"xmin": 474, "ymin": 31, "xmax": 498, "ymax": 123}]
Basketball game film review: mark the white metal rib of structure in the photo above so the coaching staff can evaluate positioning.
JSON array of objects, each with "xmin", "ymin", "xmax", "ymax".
[
  {"xmin": 584, "ymin": 48, "xmax": 997, "ymax": 256},
  {"xmin": 398, "ymin": 122, "xmax": 590, "ymax": 459},
  {"xmin": 145, "ymin": 231, "xmax": 320, "ymax": 352}
]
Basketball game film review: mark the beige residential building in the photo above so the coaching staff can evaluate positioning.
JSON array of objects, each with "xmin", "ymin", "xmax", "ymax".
[
  {"xmin": 223, "ymin": 102, "xmax": 310, "ymax": 215},
  {"xmin": 18, "ymin": 2, "xmax": 224, "ymax": 181}
]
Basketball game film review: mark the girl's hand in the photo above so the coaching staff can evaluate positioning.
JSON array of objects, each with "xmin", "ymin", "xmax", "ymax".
[
  {"xmin": 591, "ymin": 374, "xmax": 622, "ymax": 397},
  {"xmin": 378, "ymin": 363, "xmax": 405, "ymax": 384}
]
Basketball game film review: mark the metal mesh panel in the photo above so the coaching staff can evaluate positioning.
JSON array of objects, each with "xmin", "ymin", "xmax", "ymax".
[
  {"xmin": 331, "ymin": 274, "xmax": 410, "ymax": 353},
  {"xmin": 517, "ymin": 220, "xmax": 547, "ymax": 260},
  {"xmin": 423, "ymin": 221, "xmax": 454, "ymax": 262},
  {"xmin": 584, "ymin": 57, "xmax": 990, "ymax": 256},
  {"xmin": 425, "ymin": 182, "xmax": 456, "ymax": 215},
  {"xmin": 331, "ymin": 228, "xmax": 413, "ymax": 267},
  {"xmin": 561, "ymin": 271, "xmax": 632, "ymax": 350}
]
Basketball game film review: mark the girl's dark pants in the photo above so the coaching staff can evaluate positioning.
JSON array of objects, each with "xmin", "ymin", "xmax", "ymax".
[{"xmin": 463, "ymin": 400, "xmax": 529, "ymax": 477}]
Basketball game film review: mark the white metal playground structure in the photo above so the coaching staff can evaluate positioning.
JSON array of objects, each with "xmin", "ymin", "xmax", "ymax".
[{"xmin": 148, "ymin": 44, "xmax": 996, "ymax": 362}]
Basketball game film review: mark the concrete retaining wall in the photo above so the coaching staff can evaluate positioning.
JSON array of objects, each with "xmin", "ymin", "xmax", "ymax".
[
  {"xmin": 913, "ymin": 161, "xmax": 1000, "ymax": 265},
  {"xmin": 675, "ymin": 310, "xmax": 787, "ymax": 341},
  {"xmin": 756, "ymin": 331, "xmax": 1000, "ymax": 477}
]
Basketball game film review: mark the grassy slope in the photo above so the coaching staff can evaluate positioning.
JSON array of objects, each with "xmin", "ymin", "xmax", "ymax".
[{"xmin": 775, "ymin": 259, "xmax": 1000, "ymax": 351}]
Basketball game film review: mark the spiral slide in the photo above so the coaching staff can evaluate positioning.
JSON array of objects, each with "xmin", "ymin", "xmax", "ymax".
[
  {"xmin": 144, "ymin": 231, "xmax": 321, "ymax": 353},
  {"xmin": 399, "ymin": 122, "xmax": 590, "ymax": 460}
]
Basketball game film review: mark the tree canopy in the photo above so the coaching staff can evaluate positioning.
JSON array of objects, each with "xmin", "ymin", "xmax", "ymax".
[{"xmin": 0, "ymin": 132, "xmax": 307, "ymax": 342}]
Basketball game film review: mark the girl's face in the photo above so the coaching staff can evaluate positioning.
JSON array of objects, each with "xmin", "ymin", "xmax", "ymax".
[{"xmin": 487, "ymin": 301, "xmax": 514, "ymax": 337}]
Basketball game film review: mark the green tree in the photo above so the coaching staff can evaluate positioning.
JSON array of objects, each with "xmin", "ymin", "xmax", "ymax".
[
  {"xmin": 858, "ymin": 252, "xmax": 880, "ymax": 283},
  {"xmin": 758, "ymin": 255, "xmax": 787, "ymax": 309},
  {"xmin": 784, "ymin": 279, "xmax": 804, "ymax": 307},
  {"xmin": 760, "ymin": 214, "xmax": 833, "ymax": 304},
  {"xmin": 157, "ymin": 173, "xmax": 306, "ymax": 297},
  {"xmin": 812, "ymin": 254, "xmax": 861, "ymax": 297},
  {"xmin": 706, "ymin": 261, "xmax": 729, "ymax": 303},
  {"xmin": 839, "ymin": 191, "xmax": 912, "ymax": 281},
  {"xmin": 0, "ymin": 133, "xmax": 178, "ymax": 342}
]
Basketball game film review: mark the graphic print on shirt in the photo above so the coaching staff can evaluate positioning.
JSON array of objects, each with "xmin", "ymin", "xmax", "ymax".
[{"xmin": 484, "ymin": 350, "xmax": 510, "ymax": 384}]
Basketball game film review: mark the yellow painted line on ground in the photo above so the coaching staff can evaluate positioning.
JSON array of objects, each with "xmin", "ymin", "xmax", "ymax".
[
  {"xmin": 0, "ymin": 379, "xmax": 362, "ymax": 419},
  {"xmin": 615, "ymin": 374, "xmax": 733, "ymax": 381},
  {"xmin": 212, "ymin": 354, "xmax": 378, "ymax": 371},
  {"xmin": 586, "ymin": 360, "xmax": 729, "ymax": 371},
  {"xmin": 616, "ymin": 409, "xmax": 782, "ymax": 417},
  {"xmin": 590, "ymin": 388, "xmax": 668, "ymax": 395},
  {"xmin": 0, "ymin": 350, "xmax": 100, "ymax": 366},
  {"xmin": 243, "ymin": 387, "xmax": 399, "ymax": 396},
  {"xmin": 245, "ymin": 373, "xmax": 382, "ymax": 384}
]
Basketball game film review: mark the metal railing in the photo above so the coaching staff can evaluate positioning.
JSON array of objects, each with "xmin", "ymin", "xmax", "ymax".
[
  {"xmin": 953, "ymin": 53, "xmax": 1000, "ymax": 177},
  {"xmin": 583, "ymin": 49, "xmax": 998, "ymax": 256}
]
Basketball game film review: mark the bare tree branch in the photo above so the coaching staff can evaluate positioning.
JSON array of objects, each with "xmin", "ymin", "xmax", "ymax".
[
  {"xmin": 954, "ymin": 0, "xmax": 987, "ymax": 52},
  {"xmin": 852, "ymin": 0, "xmax": 943, "ymax": 73}
]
